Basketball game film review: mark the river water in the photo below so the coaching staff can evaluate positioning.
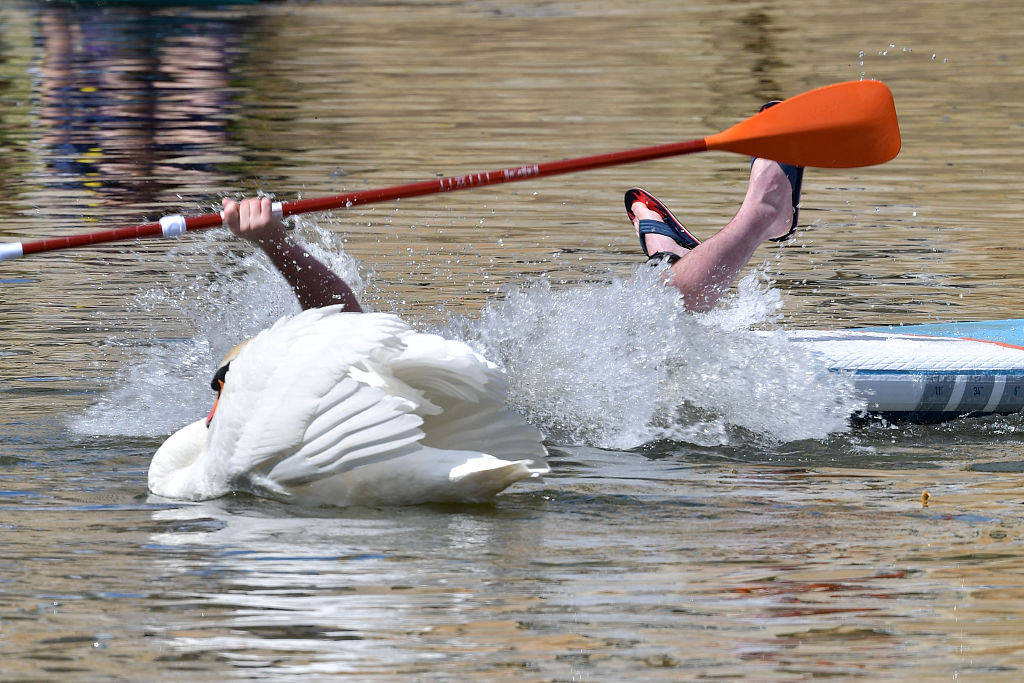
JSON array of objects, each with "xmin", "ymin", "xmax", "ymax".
[{"xmin": 3, "ymin": 0, "xmax": 1024, "ymax": 678}]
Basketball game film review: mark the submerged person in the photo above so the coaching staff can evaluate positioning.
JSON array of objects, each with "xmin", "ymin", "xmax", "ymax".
[
  {"xmin": 221, "ymin": 157, "xmax": 800, "ymax": 319},
  {"xmin": 148, "ymin": 120, "xmax": 798, "ymax": 505}
]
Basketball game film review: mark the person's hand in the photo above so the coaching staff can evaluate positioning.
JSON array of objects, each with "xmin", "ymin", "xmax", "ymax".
[{"xmin": 221, "ymin": 197, "xmax": 286, "ymax": 244}]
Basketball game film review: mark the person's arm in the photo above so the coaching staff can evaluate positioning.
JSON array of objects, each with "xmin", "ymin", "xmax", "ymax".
[{"xmin": 221, "ymin": 197, "xmax": 362, "ymax": 312}]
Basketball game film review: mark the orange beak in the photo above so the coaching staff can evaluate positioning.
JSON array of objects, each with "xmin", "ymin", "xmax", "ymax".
[{"xmin": 205, "ymin": 379, "xmax": 224, "ymax": 427}]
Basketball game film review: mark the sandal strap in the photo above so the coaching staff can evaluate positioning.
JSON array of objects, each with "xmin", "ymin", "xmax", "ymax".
[
  {"xmin": 638, "ymin": 219, "xmax": 697, "ymax": 256},
  {"xmin": 768, "ymin": 163, "xmax": 803, "ymax": 242}
]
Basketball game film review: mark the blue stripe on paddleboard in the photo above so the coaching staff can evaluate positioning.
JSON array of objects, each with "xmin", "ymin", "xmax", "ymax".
[
  {"xmin": 813, "ymin": 319, "xmax": 1024, "ymax": 418},
  {"xmin": 857, "ymin": 319, "xmax": 1024, "ymax": 345}
]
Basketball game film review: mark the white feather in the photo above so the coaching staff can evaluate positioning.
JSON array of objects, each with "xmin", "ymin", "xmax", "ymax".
[{"xmin": 148, "ymin": 306, "xmax": 548, "ymax": 505}]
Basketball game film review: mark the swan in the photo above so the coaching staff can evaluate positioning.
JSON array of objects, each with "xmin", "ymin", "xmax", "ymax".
[{"xmin": 148, "ymin": 305, "xmax": 549, "ymax": 506}]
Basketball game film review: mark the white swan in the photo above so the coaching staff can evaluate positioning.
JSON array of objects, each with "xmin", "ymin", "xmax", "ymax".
[{"xmin": 148, "ymin": 306, "xmax": 548, "ymax": 506}]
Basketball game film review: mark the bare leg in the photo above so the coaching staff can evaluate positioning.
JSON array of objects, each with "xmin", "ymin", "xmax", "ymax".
[{"xmin": 632, "ymin": 159, "xmax": 793, "ymax": 312}]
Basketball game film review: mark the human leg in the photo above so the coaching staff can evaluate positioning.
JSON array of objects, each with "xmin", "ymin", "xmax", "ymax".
[{"xmin": 631, "ymin": 158, "xmax": 795, "ymax": 312}]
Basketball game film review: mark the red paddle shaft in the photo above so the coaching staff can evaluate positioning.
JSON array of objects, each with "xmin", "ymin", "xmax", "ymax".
[
  {"xmin": 0, "ymin": 80, "xmax": 901, "ymax": 262},
  {"xmin": 282, "ymin": 138, "xmax": 706, "ymax": 216},
  {"xmin": 2, "ymin": 138, "xmax": 706, "ymax": 261}
]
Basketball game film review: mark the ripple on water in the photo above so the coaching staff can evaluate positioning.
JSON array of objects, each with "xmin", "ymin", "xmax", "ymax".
[{"xmin": 6, "ymin": 0, "xmax": 1024, "ymax": 678}]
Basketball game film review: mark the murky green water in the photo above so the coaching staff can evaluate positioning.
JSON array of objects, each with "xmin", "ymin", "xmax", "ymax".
[{"xmin": 4, "ymin": 0, "xmax": 1024, "ymax": 678}]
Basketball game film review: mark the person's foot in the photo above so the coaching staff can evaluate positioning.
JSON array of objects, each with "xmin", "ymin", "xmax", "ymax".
[
  {"xmin": 631, "ymin": 201, "xmax": 690, "ymax": 258},
  {"xmin": 742, "ymin": 158, "xmax": 795, "ymax": 241}
]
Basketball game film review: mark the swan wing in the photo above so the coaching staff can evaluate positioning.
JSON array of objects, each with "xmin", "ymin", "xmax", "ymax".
[
  {"xmin": 203, "ymin": 307, "xmax": 423, "ymax": 489},
  {"xmin": 392, "ymin": 333, "xmax": 548, "ymax": 467},
  {"xmin": 263, "ymin": 376, "xmax": 424, "ymax": 488}
]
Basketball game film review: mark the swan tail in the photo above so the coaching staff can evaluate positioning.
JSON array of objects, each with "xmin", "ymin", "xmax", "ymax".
[
  {"xmin": 447, "ymin": 456, "xmax": 549, "ymax": 502},
  {"xmin": 422, "ymin": 404, "xmax": 547, "ymax": 467}
]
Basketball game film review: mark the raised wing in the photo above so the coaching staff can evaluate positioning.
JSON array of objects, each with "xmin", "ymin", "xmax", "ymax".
[
  {"xmin": 202, "ymin": 307, "xmax": 422, "ymax": 490},
  {"xmin": 393, "ymin": 333, "xmax": 548, "ymax": 466}
]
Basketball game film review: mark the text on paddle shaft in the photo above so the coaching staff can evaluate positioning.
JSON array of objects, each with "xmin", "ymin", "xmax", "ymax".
[{"xmin": 437, "ymin": 165, "xmax": 540, "ymax": 191}]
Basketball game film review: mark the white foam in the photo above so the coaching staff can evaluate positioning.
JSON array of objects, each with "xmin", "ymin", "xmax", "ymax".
[{"xmin": 445, "ymin": 264, "xmax": 860, "ymax": 448}]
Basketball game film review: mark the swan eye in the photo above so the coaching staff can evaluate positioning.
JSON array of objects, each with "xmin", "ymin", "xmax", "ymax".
[{"xmin": 210, "ymin": 362, "xmax": 231, "ymax": 392}]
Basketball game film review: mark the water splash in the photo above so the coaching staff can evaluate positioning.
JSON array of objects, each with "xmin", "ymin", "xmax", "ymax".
[
  {"xmin": 71, "ymin": 229, "xmax": 858, "ymax": 448},
  {"xmin": 70, "ymin": 223, "xmax": 363, "ymax": 437},
  {"xmin": 446, "ymin": 265, "xmax": 859, "ymax": 448}
]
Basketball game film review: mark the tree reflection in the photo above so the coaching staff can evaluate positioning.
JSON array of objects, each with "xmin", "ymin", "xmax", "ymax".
[{"xmin": 35, "ymin": 5, "xmax": 246, "ymax": 212}]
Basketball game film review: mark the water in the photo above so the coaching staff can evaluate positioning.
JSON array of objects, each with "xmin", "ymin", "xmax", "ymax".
[{"xmin": 4, "ymin": 0, "xmax": 1024, "ymax": 677}]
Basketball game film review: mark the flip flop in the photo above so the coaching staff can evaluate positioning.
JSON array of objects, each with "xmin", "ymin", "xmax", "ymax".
[
  {"xmin": 624, "ymin": 188, "xmax": 701, "ymax": 258},
  {"xmin": 757, "ymin": 100, "xmax": 804, "ymax": 242}
]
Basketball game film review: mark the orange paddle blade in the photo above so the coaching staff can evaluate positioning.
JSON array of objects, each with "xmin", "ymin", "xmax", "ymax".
[{"xmin": 704, "ymin": 80, "xmax": 901, "ymax": 168}]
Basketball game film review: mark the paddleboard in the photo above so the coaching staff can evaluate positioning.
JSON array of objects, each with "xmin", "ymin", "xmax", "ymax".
[{"xmin": 786, "ymin": 319, "xmax": 1024, "ymax": 421}]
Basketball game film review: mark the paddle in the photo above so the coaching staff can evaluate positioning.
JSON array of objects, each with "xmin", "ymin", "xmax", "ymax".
[{"xmin": 0, "ymin": 80, "xmax": 899, "ymax": 262}]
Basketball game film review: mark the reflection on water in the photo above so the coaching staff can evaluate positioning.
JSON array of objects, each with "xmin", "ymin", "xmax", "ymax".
[
  {"xmin": 4, "ymin": 0, "xmax": 1024, "ymax": 678},
  {"xmin": 27, "ymin": 5, "xmax": 246, "ymax": 216}
]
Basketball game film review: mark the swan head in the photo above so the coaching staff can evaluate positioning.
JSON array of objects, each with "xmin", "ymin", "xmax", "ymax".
[{"xmin": 149, "ymin": 340, "xmax": 250, "ymax": 500}]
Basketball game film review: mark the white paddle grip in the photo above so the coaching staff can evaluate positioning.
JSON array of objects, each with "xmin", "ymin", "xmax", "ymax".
[
  {"xmin": 273, "ymin": 201, "xmax": 293, "ymax": 230},
  {"xmin": 159, "ymin": 214, "xmax": 187, "ymax": 238},
  {"xmin": 0, "ymin": 241, "xmax": 24, "ymax": 262}
]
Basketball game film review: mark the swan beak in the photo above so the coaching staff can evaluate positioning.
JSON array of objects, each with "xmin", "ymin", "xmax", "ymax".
[{"xmin": 205, "ymin": 379, "xmax": 224, "ymax": 427}]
